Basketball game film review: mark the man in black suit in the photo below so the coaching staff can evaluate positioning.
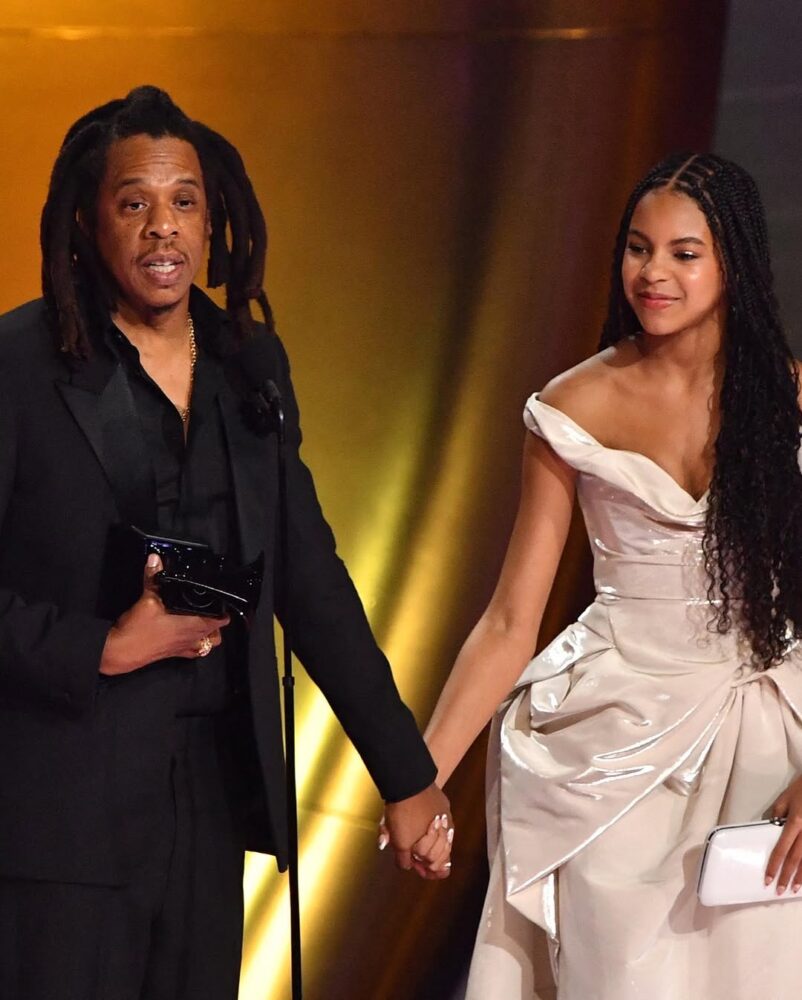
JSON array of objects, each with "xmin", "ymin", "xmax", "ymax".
[{"xmin": 0, "ymin": 86, "xmax": 451, "ymax": 1000}]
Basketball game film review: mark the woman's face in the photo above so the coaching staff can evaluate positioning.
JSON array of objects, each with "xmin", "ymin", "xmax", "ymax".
[{"xmin": 621, "ymin": 188, "xmax": 725, "ymax": 339}]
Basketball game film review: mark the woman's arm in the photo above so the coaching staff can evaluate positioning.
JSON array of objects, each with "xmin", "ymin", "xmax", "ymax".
[{"xmin": 424, "ymin": 429, "xmax": 577, "ymax": 785}]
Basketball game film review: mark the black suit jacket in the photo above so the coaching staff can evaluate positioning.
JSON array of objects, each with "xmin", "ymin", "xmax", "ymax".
[{"xmin": 0, "ymin": 289, "xmax": 435, "ymax": 884}]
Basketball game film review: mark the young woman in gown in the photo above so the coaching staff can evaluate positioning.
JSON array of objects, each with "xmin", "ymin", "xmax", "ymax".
[{"xmin": 422, "ymin": 153, "xmax": 802, "ymax": 998}]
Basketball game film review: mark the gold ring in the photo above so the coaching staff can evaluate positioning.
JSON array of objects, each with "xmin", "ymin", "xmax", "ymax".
[{"xmin": 197, "ymin": 636, "xmax": 214, "ymax": 657}]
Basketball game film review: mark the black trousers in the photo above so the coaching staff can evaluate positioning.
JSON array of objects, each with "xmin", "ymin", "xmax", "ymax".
[{"xmin": 0, "ymin": 711, "xmax": 249, "ymax": 1000}]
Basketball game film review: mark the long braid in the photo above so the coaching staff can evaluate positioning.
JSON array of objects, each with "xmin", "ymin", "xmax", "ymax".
[
  {"xmin": 40, "ymin": 85, "xmax": 277, "ymax": 357},
  {"xmin": 600, "ymin": 153, "xmax": 802, "ymax": 667}
]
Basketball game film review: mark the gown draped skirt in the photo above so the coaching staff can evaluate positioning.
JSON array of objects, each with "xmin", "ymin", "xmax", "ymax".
[{"xmin": 465, "ymin": 395, "xmax": 802, "ymax": 1000}]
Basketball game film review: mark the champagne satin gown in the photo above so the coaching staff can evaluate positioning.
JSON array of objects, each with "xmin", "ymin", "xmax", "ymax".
[{"xmin": 466, "ymin": 394, "xmax": 802, "ymax": 1000}]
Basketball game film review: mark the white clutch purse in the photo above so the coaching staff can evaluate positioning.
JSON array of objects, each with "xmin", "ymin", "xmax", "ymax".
[{"xmin": 697, "ymin": 818, "xmax": 794, "ymax": 906}]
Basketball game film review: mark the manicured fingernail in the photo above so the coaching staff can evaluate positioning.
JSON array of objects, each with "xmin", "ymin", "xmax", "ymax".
[
  {"xmin": 765, "ymin": 875, "xmax": 773, "ymax": 885},
  {"xmin": 434, "ymin": 816, "xmax": 441, "ymax": 830},
  {"xmin": 377, "ymin": 833, "xmax": 389, "ymax": 851},
  {"xmin": 444, "ymin": 861, "xmax": 452, "ymax": 869},
  {"xmin": 793, "ymin": 883, "xmax": 801, "ymax": 894},
  {"xmin": 147, "ymin": 553, "xmax": 159, "ymax": 568},
  {"xmin": 441, "ymin": 814, "xmax": 448, "ymax": 825},
  {"xmin": 447, "ymin": 827, "xmax": 454, "ymax": 845},
  {"xmin": 778, "ymin": 884, "xmax": 787, "ymax": 895}
]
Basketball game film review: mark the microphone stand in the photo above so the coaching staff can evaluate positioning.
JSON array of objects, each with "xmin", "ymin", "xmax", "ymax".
[{"xmin": 264, "ymin": 380, "xmax": 303, "ymax": 1000}]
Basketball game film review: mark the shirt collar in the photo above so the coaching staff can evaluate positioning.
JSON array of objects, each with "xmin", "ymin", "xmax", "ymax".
[{"xmin": 100, "ymin": 285, "xmax": 234, "ymax": 363}]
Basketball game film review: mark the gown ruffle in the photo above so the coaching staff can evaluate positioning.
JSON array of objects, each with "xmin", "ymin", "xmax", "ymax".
[{"xmin": 465, "ymin": 395, "xmax": 802, "ymax": 1000}]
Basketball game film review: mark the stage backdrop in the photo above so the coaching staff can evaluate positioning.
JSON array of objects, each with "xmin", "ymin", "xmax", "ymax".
[{"xmin": 0, "ymin": 3, "xmax": 726, "ymax": 997}]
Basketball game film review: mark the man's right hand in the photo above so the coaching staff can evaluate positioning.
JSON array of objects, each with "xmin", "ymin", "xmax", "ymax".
[{"xmin": 99, "ymin": 553, "xmax": 230, "ymax": 675}]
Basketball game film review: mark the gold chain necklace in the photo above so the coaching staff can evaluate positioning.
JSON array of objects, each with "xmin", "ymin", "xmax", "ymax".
[{"xmin": 179, "ymin": 314, "xmax": 197, "ymax": 425}]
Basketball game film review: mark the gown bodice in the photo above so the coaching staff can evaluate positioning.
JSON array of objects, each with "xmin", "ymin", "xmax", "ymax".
[{"xmin": 525, "ymin": 393, "xmax": 711, "ymax": 603}]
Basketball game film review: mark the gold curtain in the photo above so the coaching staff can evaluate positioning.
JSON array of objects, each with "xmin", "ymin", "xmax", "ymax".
[{"xmin": 0, "ymin": 2, "xmax": 726, "ymax": 997}]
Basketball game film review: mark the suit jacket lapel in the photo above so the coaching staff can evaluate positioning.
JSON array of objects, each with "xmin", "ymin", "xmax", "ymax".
[
  {"xmin": 217, "ymin": 380, "xmax": 275, "ymax": 564},
  {"xmin": 56, "ymin": 355, "xmax": 157, "ymax": 529}
]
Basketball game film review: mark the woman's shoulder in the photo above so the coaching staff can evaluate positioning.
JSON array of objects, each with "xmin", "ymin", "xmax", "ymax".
[{"xmin": 537, "ymin": 340, "xmax": 640, "ymax": 435}]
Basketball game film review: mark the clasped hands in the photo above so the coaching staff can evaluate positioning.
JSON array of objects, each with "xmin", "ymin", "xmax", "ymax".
[{"xmin": 378, "ymin": 783, "xmax": 453, "ymax": 880}]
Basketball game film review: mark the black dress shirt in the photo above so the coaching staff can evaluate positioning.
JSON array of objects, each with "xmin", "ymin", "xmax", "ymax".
[{"xmin": 105, "ymin": 320, "xmax": 248, "ymax": 715}]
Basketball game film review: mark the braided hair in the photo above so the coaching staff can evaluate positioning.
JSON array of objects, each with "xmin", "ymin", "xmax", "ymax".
[
  {"xmin": 600, "ymin": 153, "xmax": 802, "ymax": 668},
  {"xmin": 40, "ymin": 85, "xmax": 275, "ymax": 357}
]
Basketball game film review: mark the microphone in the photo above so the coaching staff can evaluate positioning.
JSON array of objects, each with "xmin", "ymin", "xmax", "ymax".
[
  {"xmin": 263, "ymin": 378, "xmax": 282, "ymax": 409},
  {"xmin": 232, "ymin": 336, "xmax": 284, "ymax": 435}
]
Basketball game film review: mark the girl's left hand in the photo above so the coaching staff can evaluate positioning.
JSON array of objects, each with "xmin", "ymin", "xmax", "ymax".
[{"xmin": 766, "ymin": 775, "xmax": 802, "ymax": 894}]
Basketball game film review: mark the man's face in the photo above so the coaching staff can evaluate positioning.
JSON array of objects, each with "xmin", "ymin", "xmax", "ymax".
[{"xmin": 92, "ymin": 134, "xmax": 209, "ymax": 320}]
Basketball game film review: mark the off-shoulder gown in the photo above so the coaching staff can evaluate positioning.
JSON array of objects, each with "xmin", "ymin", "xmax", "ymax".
[{"xmin": 465, "ymin": 394, "xmax": 802, "ymax": 1000}]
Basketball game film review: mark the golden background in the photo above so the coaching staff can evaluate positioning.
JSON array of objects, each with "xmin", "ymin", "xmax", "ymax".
[{"xmin": 0, "ymin": 3, "xmax": 726, "ymax": 997}]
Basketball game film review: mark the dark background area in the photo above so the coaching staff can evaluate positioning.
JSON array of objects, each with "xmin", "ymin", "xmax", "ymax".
[{"xmin": 715, "ymin": 0, "xmax": 802, "ymax": 353}]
